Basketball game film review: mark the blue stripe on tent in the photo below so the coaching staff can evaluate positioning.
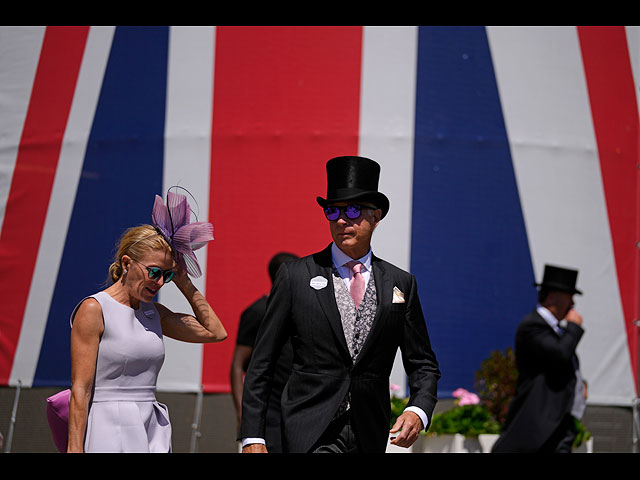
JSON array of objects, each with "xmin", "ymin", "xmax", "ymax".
[
  {"xmin": 34, "ymin": 26, "xmax": 169, "ymax": 386},
  {"xmin": 411, "ymin": 26, "xmax": 535, "ymax": 396}
]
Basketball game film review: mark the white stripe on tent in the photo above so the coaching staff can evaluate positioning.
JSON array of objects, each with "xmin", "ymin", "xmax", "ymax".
[
  {"xmin": 10, "ymin": 26, "xmax": 115, "ymax": 386},
  {"xmin": 359, "ymin": 26, "xmax": 418, "ymax": 398},
  {"xmin": 487, "ymin": 25, "xmax": 636, "ymax": 406},
  {"xmin": 157, "ymin": 26, "xmax": 216, "ymax": 392},
  {"xmin": 0, "ymin": 27, "xmax": 45, "ymax": 236}
]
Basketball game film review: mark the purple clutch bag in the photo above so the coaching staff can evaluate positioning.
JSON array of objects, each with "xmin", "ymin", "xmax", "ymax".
[{"xmin": 46, "ymin": 389, "xmax": 70, "ymax": 453}]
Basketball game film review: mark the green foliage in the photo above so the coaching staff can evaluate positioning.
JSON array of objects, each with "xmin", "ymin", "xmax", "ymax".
[
  {"xmin": 474, "ymin": 347, "xmax": 518, "ymax": 426},
  {"xmin": 573, "ymin": 416, "xmax": 592, "ymax": 448},
  {"xmin": 428, "ymin": 404, "xmax": 501, "ymax": 437}
]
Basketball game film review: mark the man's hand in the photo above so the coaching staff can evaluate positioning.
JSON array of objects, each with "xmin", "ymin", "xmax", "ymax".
[
  {"xmin": 242, "ymin": 443, "xmax": 268, "ymax": 453},
  {"xmin": 566, "ymin": 309, "xmax": 583, "ymax": 326},
  {"xmin": 389, "ymin": 411, "xmax": 423, "ymax": 448}
]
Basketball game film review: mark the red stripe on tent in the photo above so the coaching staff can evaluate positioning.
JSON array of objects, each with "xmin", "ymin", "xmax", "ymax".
[
  {"xmin": 0, "ymin": 26, "xmax": 89, "ymax": 384},
  {"xmin": 203, "ymin": 26, "xmax": 363, "ymax": 392},
  {"xmin": 578, "ymin": 26, "xmax": 640, "ymax": 393}
]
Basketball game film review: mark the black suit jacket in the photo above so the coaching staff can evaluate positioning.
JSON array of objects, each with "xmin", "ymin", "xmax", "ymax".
[
  {"xmin": 492, "ymin": 310, "xmax": 583, "ymax": 453},
  {"xmin": 240, "ymin": 244, "xmax": 440, "ymax": 453}
]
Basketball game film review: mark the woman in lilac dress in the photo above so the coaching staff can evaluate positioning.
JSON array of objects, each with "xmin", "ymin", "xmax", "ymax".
[{"xmin": 67, "ymin": 192, "xmax": 227, "ymax": 453}]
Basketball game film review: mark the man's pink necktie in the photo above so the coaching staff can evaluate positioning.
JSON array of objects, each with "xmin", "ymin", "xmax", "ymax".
[{"xmin": 347, "ymin": 261, "xmax": 365, "ymax": 309}]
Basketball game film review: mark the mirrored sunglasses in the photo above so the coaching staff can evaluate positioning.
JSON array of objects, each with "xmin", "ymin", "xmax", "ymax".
[
  {"xmin": 132, "ymin": 259, "xmax": 175, "ymax": 283},
  {"xmin": 323, "ymin": 204, "xmax": 369, "ymax": 221}
]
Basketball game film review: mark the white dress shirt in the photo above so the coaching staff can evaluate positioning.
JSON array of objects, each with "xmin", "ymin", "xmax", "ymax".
[
  {"xmin": 536, "ymin": 304, "xmax": 564, "ymax": 335},
  {"xmin": 331, "ymin": 242, "xmax": 372, "ymax": 290}
]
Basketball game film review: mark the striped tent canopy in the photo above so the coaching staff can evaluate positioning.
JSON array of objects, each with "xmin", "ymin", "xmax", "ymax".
[{"xmin": 0, "ymin": 26, "xmax": 637, "ymax": 407}]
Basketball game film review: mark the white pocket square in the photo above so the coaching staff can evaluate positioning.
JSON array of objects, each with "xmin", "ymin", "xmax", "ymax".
[{"xmin": 392, "ymin": 286, "xmax": 405, "ymax": 303}]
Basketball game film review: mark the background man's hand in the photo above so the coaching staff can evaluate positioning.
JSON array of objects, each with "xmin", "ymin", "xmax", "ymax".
[{"xmin": 566, "ymin": 309, "xmax": 583, "ymax": 326}]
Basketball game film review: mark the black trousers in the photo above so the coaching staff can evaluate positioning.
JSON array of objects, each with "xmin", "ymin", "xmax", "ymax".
[{"xmin": 310, "ymin": 412, "xmax": 361, "ymax": 453}]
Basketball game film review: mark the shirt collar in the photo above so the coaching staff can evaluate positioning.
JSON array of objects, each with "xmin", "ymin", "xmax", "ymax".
[
  {"xmin": 331, "ymin": 242, "xmax": 372, "ymax": 271},
  {"xmin": 536, "ymin": 304, "xmax": 563, "ymax": 333}
]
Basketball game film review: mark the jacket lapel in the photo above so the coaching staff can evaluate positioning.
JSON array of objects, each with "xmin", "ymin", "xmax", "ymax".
[{"xmin": 308, "ymin": 245, "xmax": 351, "ymax": 359}]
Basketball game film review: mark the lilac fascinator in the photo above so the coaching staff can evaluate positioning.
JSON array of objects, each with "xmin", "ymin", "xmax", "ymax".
[{"xmin": 152, "ymin": 190, "xmax": 213, "ymax": 278}]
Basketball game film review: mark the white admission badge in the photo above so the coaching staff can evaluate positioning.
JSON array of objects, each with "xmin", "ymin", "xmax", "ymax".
[{"xmin": 309, "ymin": 275, "xmax": 328, "ymax": 290}]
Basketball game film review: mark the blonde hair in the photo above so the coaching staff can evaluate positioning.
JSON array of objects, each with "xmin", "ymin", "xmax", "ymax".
[{"xmin": 108, "ymin": 225, "xmax": 173, "ymax": 283}]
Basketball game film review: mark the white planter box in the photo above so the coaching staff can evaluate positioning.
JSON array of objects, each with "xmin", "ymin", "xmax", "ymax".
[
  {"xmin": 478, "ymin": 433, "xmax": 500, "ymax": 452},
  {"xmin": 387, "ymin": 433, "xmax": 592, "ymax": 453},
  {"xmin": 385, "ymin": 437, "xmax": 413, "ymax": 453},
  {"xmin": 414, "ymin": 433, "xmax": 484, "ymax": 453},
  {"xmin": 573, "ymin": 437, "xmax": 594, "ymax": 453},
  {"xmin": 386, "ymin": 433, "xmax": 497, "ymax": 453}
]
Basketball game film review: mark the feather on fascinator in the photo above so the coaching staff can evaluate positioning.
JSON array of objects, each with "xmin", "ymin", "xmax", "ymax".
[{"xmin": 152, "ymin": 189, "xmax": 213, "ymax": 278}]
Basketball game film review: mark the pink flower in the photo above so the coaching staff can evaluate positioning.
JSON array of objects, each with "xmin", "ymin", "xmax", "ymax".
[
  {"xmin": 452, "ymin": 388, "xmax": 469, "ymax": 398},
  {"xmin": 452, "ymin": 387, "xmax": 480, "ymax": 406},
  {"xmin": 390, "ymin": 384, "xmax": 401, "ymax": 393},
  {"xmin": 458, "ymin": 392, "xmax": 480, "ymax": 406}
]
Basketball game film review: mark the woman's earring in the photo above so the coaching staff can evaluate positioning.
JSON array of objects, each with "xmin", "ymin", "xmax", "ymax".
[{"xmin": 123, "ymin": 268, "xmax": 128, "ymax": 275}]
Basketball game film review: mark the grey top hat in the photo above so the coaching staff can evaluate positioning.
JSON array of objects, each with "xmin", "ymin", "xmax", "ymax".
[
  {"xmin": 316, "ymin": 156, "xmax": 390, "ymax": 218},
  {"xmin": 536, "ymin": 264, "xmax": 582, "ymax": 295}
]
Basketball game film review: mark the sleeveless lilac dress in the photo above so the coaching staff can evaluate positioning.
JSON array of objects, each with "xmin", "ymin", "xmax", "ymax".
[{"xmin": 71, "ymin": 291, "xmax": 172, "ymax": 452}]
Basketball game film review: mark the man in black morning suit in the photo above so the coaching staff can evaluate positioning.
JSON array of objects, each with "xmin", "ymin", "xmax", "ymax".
[
  {"xmin": 492, "ymin": 264, "xmax": 587, "ymax": 453},
  {"xmin": 240, "ymin": 156, "xmax": 440, "ymax": 453}
]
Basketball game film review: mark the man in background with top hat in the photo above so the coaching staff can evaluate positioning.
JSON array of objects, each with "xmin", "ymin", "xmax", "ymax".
[
  {"xmin": 492, "ymin": 264, "xmax": 588, "ymax": 453},
  {"xmin": 240, "ymin": 156, "xmax": 440, "ymax": 453}
]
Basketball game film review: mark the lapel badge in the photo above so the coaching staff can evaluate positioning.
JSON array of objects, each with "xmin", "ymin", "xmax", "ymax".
[{"xmin": 310, "ymin": 275, "xmax": 328, "ymax": 290}]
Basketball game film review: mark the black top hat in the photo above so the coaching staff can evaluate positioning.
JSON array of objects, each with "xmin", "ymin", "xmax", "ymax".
[
  {"xmin": 536, "ymin": 264, "xmax": 582, "ymax": 295},
  {"xmin": 316, "ymin": 156, "xmax": 390, "ymax": 218}
]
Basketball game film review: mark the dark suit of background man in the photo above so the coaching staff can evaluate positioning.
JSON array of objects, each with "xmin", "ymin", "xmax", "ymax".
[
  {"xmin": 240, "ymin": 156, "xmax": 440, "ymax": 453},
  {"xmin": 230, "ymin": 252, "xmax": 298, "ymax": 452},
  {"xmin": 492, "ymin": 264, "xmax": 587, "ymax": 453}
]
